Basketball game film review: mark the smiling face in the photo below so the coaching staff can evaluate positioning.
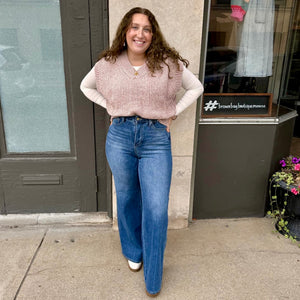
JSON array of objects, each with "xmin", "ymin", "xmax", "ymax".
[{"xmin": 126, "ymin": 13, "xmax": 153, "ymax": 60}]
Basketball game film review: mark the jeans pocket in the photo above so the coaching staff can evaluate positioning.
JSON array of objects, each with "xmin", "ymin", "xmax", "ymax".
[
  {"xmin": 112, "ymin": 117, "xmax": 125, "ymax": 126},
  {"xmin": 151, "ymin": 121, "xmax": 167, "ymax": 130}
]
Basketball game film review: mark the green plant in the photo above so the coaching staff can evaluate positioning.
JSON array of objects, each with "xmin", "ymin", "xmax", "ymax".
[{"xmin": 267, "ymin": 155, "xmax": 300, "ymax": 247}]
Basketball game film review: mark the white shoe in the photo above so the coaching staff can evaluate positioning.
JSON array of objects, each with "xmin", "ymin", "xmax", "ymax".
[{"xmin": 128, "ymin": 260, "xmax": 142, "ymax": 272}]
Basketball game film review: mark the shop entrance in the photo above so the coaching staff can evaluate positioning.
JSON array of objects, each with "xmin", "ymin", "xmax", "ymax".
[{"xmin": 0, "ymin": 0, "xmax": 110, "ymax": 214}]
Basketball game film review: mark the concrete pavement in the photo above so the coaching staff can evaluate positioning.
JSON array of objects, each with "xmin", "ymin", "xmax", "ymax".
[{"xmin": 0, "ymin": 217, "xmax": 299, "ymax": 300}]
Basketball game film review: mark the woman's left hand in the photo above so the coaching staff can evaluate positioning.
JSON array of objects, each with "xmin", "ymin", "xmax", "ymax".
[{"xmin": 166, "ymin": 116, "xmax": 177, "ymax": 132}]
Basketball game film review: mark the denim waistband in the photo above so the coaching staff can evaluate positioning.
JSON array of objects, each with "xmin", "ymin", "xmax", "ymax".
[{"xmin": 114, "ymin": 116, "xmax": 157, "ymax": 124}]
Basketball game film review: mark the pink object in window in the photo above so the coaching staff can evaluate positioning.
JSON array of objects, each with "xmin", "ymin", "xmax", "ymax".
[{"xmin": 231, "ymin": 5, "xmax": 246, "ymax": 22}]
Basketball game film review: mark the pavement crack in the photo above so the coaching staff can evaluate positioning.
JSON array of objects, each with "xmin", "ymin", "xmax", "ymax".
[{"xmin": 13, "ymin": 228, "xmax": 48, "ymax": 300}]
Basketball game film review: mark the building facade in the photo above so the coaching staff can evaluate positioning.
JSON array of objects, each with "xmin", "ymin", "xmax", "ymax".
[{"xmin": 0, "ymin": 0, "xmax": 299, "ymax": 228}]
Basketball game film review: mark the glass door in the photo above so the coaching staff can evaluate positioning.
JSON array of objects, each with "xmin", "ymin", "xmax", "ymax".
[{"xmin": 0, "ymin": 0, "xmax": 104, "ymax": 213}]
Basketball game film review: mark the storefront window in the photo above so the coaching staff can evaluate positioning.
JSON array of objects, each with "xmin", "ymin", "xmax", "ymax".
[
  {"xmin": 204, "ymin": 0, "xmax": 299, "ymax": 116},
  {"xmin": 201, "ymin": 0, "xmax": 300, "ymax": 155},
  {"xmin": 205, "ymin": 0, "xmax": 273, "ymax": 94},
  {"xmin": 279, "ymin": 0, "xmax": 300, "ymax": 139}
]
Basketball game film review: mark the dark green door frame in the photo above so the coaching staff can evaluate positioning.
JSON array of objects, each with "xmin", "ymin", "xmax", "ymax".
[
  {"xmin": 60, "ymin": 0, "xmax": 111, "ymax": 215},
  {"xmin": 89, "ymin": 0, "xmax": 112, "ymax": 216}
]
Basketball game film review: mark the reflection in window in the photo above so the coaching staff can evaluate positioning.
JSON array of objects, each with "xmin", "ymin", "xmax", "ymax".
[
  {"xmin": 0, "ymin": 28, "xmax": 18, "ymax": 47},
  {"xmin": 40, "ymin": 29, "xmax": 63, "ymax": 61}
]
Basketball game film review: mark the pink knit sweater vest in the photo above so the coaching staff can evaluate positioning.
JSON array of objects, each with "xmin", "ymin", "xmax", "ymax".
[{"xmin": 94, "ymin": 51, "xmax": 183, "ymax": 123}]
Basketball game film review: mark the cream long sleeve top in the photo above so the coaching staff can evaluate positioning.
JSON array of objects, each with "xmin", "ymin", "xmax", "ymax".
[{"xmin": 80, "ymin": 63, "xmax": 203, "ymax": 116}]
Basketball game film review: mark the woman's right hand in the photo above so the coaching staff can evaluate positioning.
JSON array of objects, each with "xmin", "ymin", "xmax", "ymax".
[{"xmin": 166, "ymin": 116, "xmax": 177, "ymax": 132}]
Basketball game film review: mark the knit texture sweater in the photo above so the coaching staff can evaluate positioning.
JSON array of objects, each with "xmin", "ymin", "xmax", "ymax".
[{"xmin": 94, "ymin": 51, "xmax": 183, "ymax": 122}]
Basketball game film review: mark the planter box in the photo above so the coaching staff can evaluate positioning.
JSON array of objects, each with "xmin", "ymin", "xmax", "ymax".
[
  {"xmin": 276, "ymin": 180, "xmax": 300, "ymax": 217},
  {"xmin": 275, "ymin": 180, "xmax": 300, "ymax": 240}
]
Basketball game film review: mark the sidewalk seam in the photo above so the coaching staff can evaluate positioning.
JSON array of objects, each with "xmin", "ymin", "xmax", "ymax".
[{"xmin": 13, "ymin": 228, "xmax": 48, "ymax": 300}]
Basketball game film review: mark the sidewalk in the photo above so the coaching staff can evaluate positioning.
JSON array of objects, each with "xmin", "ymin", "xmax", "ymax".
[{"xmin": 0, "ymin": 217, "xmax": 299, "ymax": 300}]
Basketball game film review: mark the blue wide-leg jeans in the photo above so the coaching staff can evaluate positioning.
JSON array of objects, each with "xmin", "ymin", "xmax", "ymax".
[{"xmin": 105, "ymin": 116, "xmax": 172, "ymax": 294}]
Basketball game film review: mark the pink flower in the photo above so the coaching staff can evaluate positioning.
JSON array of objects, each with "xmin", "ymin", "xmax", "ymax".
[
  {"xmin": 294, "ymin": 164, "xmax": 300, "ymax": 171},
  {"xmin": 280, "ymin": 160, "xmax": 286, "ymax": 167},
  {"xmin": 291, "ymin": 188, "xmax": 298, "ymax": 195}
]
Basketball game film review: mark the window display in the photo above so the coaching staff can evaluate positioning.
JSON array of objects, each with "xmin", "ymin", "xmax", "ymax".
[
  {"xmin": 204, "ymin": 0, "xmax": 292, "ymax": 97},
  {"xmin": 203, "ymin": 0, "xmax": 300, "ymax": 154},
  {"xmin": 234, "ymin": 0, "xmax": 274, "ymax": 78}
]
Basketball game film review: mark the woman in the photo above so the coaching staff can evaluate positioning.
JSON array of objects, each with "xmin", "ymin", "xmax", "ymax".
[{"xmin": 80, "ymin": 7, "xmax": 203, "ymax": 297}]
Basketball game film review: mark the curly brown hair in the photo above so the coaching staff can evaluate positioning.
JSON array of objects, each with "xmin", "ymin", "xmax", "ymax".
[{"xmin": 98, "ymin": 7, "xmax": 189, "ymax": 75}]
